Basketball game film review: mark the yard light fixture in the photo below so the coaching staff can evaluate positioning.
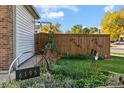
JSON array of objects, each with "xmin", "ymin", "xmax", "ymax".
[{"xmin": 95, "ymin": 53, "xmax": 99, "ymax": 61}]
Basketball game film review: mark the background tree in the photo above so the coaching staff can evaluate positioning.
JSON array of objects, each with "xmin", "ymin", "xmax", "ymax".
[
  {"xmin": 41, "ymin": 22, "xmax": 61, "ymax": 33},
  {"xmin": 101, "ymin": 8, "xmax": 124, "ymax": 41},
  {"xmin": 41, "ymin": 24, "xmax": 50, "ymax": 33},
  {"xmin": 52, "ymin": 22, "xmax": 61, "ymax": 33},
  {"xmin": 89, "ymin": 27, "xmax": 99, "ymax": 34},
  {"xmin": 69, "ymin": 24, "xmax": 83, "ymax": 34},
  {"xmin": 67, "ymin": 24, "xmax": 98, "ymax": 34},
  {"xmin": 82, "ymin": 27, "xmax": 90, "ymax": 34},
  {"xmin": 54, "ymin": 22, "xmax": 61, "ymax": 29}
]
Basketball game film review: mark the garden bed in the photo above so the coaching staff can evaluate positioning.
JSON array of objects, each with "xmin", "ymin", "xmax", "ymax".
[{"xmin": 1, "ymin": 56, "xmax": 124, "ymax": 88}]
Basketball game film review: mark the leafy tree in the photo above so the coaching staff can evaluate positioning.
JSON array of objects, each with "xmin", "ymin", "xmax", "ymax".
[
  {"xmin": 89, "ymin": 27, "xmax": 99, "ymax": 34},
  {"xmin": 52, "ymin": 22, "xmax": 61, "ymax": 33},
  {"xmin": 41, "ymin": 22, "xmax": 61, "ymax": 33},
  {"xmin": 70, "ymin": 24, "xmax": 83, "ymax": 34},
  {"xmin": 68, "ymin": 24, "xmax": 98, "ymax": 34},
  {"xmin": 82, "ymin": 27, "xmax": 90, "ymax": 34},
  {"xmin": 41, "ymin": 24, "xmax": 50, "ymax": 33},
  {"xmin": 66, "ymin": 30, "xmax": 71, "ymax": 33},
  {"xmin": 54, "ymin": 22, "xmax": 61, "ymax": 29},
  {"xmin": 101, "ymin": 8, "xmax": 124, "ymax": 41}
]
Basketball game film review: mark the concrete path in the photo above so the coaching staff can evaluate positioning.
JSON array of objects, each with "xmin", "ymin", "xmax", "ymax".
[
  {"xmin": 111, "ymin": 45, "xmax": 124, "ymax": 53},
  {"xmin": 111, "ymin": 44, "xmax": 124, "ymax": 57},
  {"xmin": 111, "ymin": 53, "xmax": 124, "ymax": 57}
]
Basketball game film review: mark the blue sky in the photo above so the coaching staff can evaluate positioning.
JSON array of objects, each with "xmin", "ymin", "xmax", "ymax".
[{"xmin": 35, "ymin": 5, "xmax": 124, "ymax": 32}]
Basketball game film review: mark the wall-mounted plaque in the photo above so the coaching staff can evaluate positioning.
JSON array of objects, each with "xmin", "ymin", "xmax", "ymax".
[{"xmin": 16, "ymin": 66, "xmax": 40, "ymax": 81}]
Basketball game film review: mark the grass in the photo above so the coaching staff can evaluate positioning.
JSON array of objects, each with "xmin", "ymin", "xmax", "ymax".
[
  {"xmin": 49, "ymin": 56, "xmax": 111, "ymax": 87},
  {"xmin": 97, "ymin": 56, "xmax": 124, "ymax": 74},
  {"xmin": 55, "ymin": 56, "xmax": 124, "ymax": 74}
]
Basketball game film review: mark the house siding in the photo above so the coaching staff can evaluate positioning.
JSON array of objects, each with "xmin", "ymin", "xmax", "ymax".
[
  {"xmin": 16, "ymin": 6, "xmax": 34, "ymax": 65},
  {"xmin": 0, "ymin": 5, "xmax": 37, "ymax": 72},
  {"xmin": 0, "ymin": 6, "xmax": 13, "ymax": 71}
]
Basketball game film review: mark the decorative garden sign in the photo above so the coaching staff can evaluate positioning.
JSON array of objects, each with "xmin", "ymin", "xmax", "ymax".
[{"xmin": 16, "ymin": 66, "xmax": 40, "ymax": 81}]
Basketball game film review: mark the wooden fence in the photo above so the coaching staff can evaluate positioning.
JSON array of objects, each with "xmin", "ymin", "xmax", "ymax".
[{"xmin": 35, "ymin": 33, "xmax": 110, "ymax": 58}]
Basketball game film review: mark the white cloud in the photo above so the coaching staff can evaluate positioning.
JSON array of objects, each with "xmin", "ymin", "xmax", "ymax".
[
  {"xmin": 40, "ymin": 5, "xmax": 79, "ymax": 13},
  {"xmin": 35, "ymin": 5, "xmax": 79, "ymax": 19},
  {"xmin": 104, "ymin": 5, "xmax": 115, "ymax": 13},
  {"xmin": 62, "ymin": 6, "xmax": 79, "ymax": 12},
  {"xmin": 42, "ymin": 11, "xmax": 64, "ymax": 19}
]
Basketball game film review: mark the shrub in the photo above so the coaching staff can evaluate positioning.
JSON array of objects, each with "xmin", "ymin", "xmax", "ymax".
[
  {"xmin": 1, "ymin": 81, "xmax": 20, "ymax": 88},
  {"xmin": 50, "ymin": 62, "xmax": 95, "ymax": 79},
  {"xmin": 75, "ymin": 79, "xmax": 85, "ymax": 88},
  {"xmin": 1, "ymin": 77, "xmax": 45, "ymax": 88},
  {"xmin": 75, "ymin": 73, "xmax": 109, "ymax": 88},
  {"xmin": 45, "ymin": 31, "xmax": 58, "ymax": 52}
]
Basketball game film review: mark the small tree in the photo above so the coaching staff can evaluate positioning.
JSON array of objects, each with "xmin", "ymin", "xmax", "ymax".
[{"xmin": 45, "ymin": 31, "xmax": 58, "ymax": 52}]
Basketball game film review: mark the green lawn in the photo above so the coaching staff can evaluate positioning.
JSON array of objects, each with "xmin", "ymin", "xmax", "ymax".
[
  {"xmin": 97, "ymin": 56, "xmax": 124, "ymax": 74},
  {"xmin": 55, "ymin": 56, "xmax": 124, "ymax": 74}
]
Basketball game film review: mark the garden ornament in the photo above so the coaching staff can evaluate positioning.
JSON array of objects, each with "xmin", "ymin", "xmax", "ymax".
[{"xmin": 95, "ymin": 53, "xmax": 99, "ymax": 61}]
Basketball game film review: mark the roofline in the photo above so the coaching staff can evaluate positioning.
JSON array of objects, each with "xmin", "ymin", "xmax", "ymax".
[{"xmin": 23, "ymin": 5, "xmax": 40, "ymax": 19}]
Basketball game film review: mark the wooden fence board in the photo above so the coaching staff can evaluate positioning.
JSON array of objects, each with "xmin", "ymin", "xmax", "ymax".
[{"xmin": 35, "ymin": 33, "xmax": 110, "ymax": 58}]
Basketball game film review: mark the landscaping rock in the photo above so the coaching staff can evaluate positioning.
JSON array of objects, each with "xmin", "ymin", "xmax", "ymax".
[{"xmin": 108, "ymin": 71, "xmax": 124, "ymax": 86}]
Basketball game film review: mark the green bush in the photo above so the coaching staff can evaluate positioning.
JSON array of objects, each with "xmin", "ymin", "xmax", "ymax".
[
  {"xmin": 50, "ymin": 62, "xmax": 95, "ymax": 79},
  {"xmin": 84, "ymin": 74, "xmax": 108, "ymax": 88},
  {"xmin": 75, "ymin": 73, "xmax": 109, "ymax": 88},
  {"xmin": 1, "ymin": 77, "xmax": 45, "ymax": 88},
  {"xmin": 75, "ymin": 79, "xmax": 85, "ymax": 88},
  {"xmin": 50, "ymin": 74, "xmax": 75, "ymax": 88},
  {"xmin": 1, "ymin": 81, "xmax": 20, "ymax": 88},
  {"xmin": 45, "ymin": 31, "xmax": 58, "ymax": 52}
]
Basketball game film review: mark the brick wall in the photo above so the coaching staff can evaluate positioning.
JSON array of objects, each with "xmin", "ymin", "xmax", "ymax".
[{"xmin": 0, "ymin": 6, "xmax": 13, "ymax": 71}]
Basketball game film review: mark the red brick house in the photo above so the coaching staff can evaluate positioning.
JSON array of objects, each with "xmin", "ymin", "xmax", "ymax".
[{"xmin": 0, "ymin": 5, "xmax": 40, "ymax": 73}]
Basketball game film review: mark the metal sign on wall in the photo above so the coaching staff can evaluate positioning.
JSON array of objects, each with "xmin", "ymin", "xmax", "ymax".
[{"xmin": 16, "ymin": 66, "xmax": 40, "ymax": 81}]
